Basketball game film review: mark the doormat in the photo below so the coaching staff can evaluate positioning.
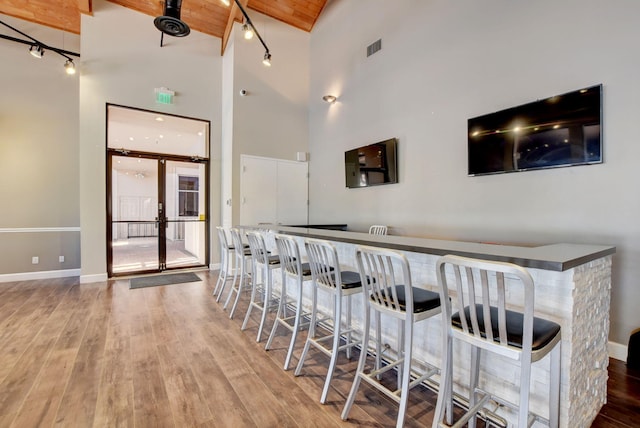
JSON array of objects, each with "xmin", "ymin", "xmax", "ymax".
[{"xmin": 129, "ymin": 272, "xmax": 202, "ymax": 289}]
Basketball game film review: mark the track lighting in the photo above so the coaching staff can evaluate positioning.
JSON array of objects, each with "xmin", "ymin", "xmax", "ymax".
[
  {"xmin": 64, "ymin": 59, "xmax": 76, "ymax": 75},
  {"xmin": 221, "ymin": 0, "xmax": 272, "ymax": 66},
  {"xmin": 1, "ymin": 20, "xmax": 79, "ymax": 76},
  {"xmin": 29, "ymin": 44, "xmax": 44, "ymax": 58},
  {"xmin": 242, "ymin": 24, "xmax": 254, "ymax": 40},
  {"xmin": 322, "ymin": 95, "xmax": 337, "ymax": 103},
  {"xmin": 262, "ymin": 52, "xmax": 272, "ymax": 67}
]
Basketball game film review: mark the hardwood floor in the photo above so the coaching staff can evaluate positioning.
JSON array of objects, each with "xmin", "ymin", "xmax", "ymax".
[{"xmin": 0, "ymin": 272, "xmax": 637, "ymax": 427}]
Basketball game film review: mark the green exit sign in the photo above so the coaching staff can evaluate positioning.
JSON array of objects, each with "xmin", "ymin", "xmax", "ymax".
[
  {"xmin": 156, "ymin": 92, "xmax": 173, "ymax": 104},
  {"xmin": 154, "ymin": 87, "xmax": 175, "ymax": 104}
]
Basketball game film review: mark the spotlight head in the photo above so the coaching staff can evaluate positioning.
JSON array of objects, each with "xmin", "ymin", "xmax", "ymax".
[
  {"xmin": 242, "ymin": 23, "xmax": 254, "ymax": 40},
  {"xmin": 322, "ymin": 95, "xmax": 337, "ymax": 103},
  {"xmin": 262, "ymin": 52, "xmax": 272, "ymax": 67},
  {"xmin": 64, "ymin": 60, "xmax": 76, "ymax": 75},
  {"xmin": 29, "ymin": 44, "xmax": 44, "ymax": 58}
]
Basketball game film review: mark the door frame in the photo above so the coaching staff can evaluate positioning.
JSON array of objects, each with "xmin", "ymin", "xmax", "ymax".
[{"xmin": 106, "ymin": 149, "xmax": 210, "ymax": 277}]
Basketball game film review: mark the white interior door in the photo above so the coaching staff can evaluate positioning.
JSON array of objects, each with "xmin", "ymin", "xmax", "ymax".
[
  {"xmin": 240, "ymin": 155, "xmax": 308, "ymax": 226},
  {"xmin": 277, "ymin": 161, "xmax": 308, "ymax": 224},
  {"xmin": 240, "ymin": 156, "xmax": 278, "ymax": 225}
]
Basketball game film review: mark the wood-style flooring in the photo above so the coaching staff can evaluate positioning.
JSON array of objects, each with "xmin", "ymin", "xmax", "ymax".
[{"xmin": 0, "ymin": 271, "xmax": 637, "ymax": 427}]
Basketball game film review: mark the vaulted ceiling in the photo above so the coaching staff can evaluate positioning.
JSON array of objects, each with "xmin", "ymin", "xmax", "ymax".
[{"xmin": 0, "ymin": 0, "xmax": 327, "ymax": 53}]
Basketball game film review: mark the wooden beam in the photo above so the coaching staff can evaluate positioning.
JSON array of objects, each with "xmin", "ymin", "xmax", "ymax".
[
  {"xmin": 78, "ymin": 0, "xmax": 93, "ymax": 15},
  {"xmin": 220, "ymin": 0, "xmax": 247, "ymax": 56}
]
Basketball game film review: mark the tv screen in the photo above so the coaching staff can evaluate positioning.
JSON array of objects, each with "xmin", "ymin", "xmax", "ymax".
[
  {"xmin": 345, "ymin": 138, "xmax": 398, "ymax": 188},
  {"xmin": 468, "ymin": 85, "xmax": 602, "ymax": 176}
]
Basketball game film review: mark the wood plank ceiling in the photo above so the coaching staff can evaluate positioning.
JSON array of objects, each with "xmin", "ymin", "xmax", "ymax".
[{"xmin": 0, "ymin": 0, "xmax": 327, "ymax": 53}]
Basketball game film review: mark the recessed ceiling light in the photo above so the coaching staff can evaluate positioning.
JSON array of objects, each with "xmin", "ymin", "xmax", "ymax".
[
  {"xmin": 129, "ymin": 137, "xmax": 134, "ymax": 141},
  {"xmin": 159, "ymin": 134, "xmax": 164, "ymax": 139},
  {"xmin": 155, "ymin": 116, "xmax": 164, "ymax": 122},
  {"xmin": 197, "ymin": 131, "xmax": 203, "ymax": 136}
]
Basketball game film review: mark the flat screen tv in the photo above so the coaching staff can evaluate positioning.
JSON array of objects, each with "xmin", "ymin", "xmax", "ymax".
[
  {"xmin": 345, "ymin": 138, "xmax": 398, "ymax": 188},
  {"xmin": 468, "ymin": 84, "xmax": 602, "ymax": 176}
]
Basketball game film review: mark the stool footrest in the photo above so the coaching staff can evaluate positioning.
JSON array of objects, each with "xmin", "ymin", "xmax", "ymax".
[{"xmin": 447, "ymin": 393, "xmax": 491, "ymax": 428}]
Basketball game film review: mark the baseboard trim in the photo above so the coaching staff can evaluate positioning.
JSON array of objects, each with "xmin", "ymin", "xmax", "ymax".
[
  {"xmin": 609, "ymin": 341, "xmax": 627, "ymax": 362},
  {"xmin": 80, "ymin": 273, "xmax": 108, "ymax": 284},
  {"xmin": 0, "ymin": 268, "xmax": 81, "ymax": 283},
  {"xmin": 209, "ymin": 263, "xmax": 221, "ymax": 270}
]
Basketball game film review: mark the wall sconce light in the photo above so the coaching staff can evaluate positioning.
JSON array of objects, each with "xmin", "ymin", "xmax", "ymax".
[{"xmin": 322, "ymin": 95, "xmax": 337, "ymax": 103}]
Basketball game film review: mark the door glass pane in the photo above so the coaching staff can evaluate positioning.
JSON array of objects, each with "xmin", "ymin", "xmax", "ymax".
[
  {"xmin": 165, "ymin": 161, "xmax": 206, "ymax": 268},
  {"xmin": 111, "ymin": 156, "xmax": 159, "ymax": 273}
]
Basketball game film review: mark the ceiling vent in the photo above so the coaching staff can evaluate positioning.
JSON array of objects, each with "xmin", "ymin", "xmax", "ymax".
[
  {"xmin": 367, "ymin": 39, "xmax": 382, "ymax": 57},
  {"xmin": 154, "ymin": 0, "xmax": 190, "ymax": 37}
]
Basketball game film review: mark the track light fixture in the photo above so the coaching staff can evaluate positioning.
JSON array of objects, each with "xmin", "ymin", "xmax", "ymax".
[
  {"xmin": 221, "ymin": 0, "xmax": 272, "ymax": 67},
  {"xmin": 29, "ymin": 44, "xmax": 44, "ymax": 58},
  {"xmin": 0, "ymin": 19, "xmax": 79, "ymax": 76},
  {"xmin": 64, "ymin": 59, "xmax": 76, "ymax": 75},
  {"xmin": 242, "ymin": 23, "xmax": 254, "ymax": 40},
  {"xmin": 262, "ymin": 52, "xmax": 272, "ymax": 67}
]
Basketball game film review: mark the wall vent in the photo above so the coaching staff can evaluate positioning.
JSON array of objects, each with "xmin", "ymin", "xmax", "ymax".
[{"xmin": 366, "ymin": 39, "xmax": 382, "ymax": 57}]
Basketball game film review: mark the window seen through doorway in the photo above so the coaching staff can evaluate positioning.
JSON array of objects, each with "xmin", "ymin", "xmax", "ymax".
[{"xmin": 179, "ymin": 176, "xmax": 199, "ymax": 217}]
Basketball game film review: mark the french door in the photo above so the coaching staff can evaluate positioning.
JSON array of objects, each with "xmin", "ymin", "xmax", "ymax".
[{"xmin": 107, "ymin": 151, "xmax": 208, "ymax": 277}]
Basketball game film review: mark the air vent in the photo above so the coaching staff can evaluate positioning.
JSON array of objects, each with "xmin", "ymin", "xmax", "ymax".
[
  {"xmin": 154, "ymin": 0, "xmax": 190, "ymax": 37},
  {"xmin": 367, "ymin": 39, "xmax": 382, "ymax": 57}
]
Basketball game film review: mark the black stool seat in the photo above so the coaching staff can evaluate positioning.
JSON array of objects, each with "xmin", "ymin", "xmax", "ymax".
[
  {"xmin": 452, "ymin": 304, "xmax": 561, "ymax": 350},
  {"xmin": 374, "ymin": 285, "xmax": 441, "ymax": 313},
  {"xmin": 300, "ymin": 262, "xmax": 312, "ymax": 277},
  {"xmin": 267, "ymin": 255, "xmax": 280, "ymax": 265},
  {"xmin": 336, "ymin": 271, "xmax": 362, "ymax": 289}
]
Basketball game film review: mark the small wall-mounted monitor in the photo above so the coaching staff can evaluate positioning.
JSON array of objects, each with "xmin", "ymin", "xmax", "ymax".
[
  {"xmin": 468, "ymin": 85, "xmax": 602, "ymax": 176},
  {"xmin": 345, "ymin": 138, "xmax": 398, "ymax": 188}
]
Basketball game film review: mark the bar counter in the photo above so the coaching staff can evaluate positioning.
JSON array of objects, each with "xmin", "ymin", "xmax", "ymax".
[{"xmin": 249, "ymin": 225, "xmax": 616, "ymax": 427}]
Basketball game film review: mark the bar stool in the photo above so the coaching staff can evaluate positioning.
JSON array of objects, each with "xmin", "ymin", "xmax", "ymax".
[
  {"xmin": 265, "ymin": 234, "xmax": 313, "ymax": 370},
  {"xmin": 213, "ymin": 226, "xmax": 234, "ymax": 300},
  {"xmin": 432, "ymin": 255, "xmax": 561, "ymax": 428},
  {"xmin": 369, "ymin": 225, "xmax": 388, "ymax": 235},
  {"xmin": 342, "ymin": 246, "xmax": 442, "ymax": 427},
  {"xmin": 242, "ymin": 230, "xmax": 281, "ymax": 342},
  {"xmin": 223, "ymin": 228, "xmax": 253, "ymax": 318},
  {"xmin": 294, "ymin": 238, "xmax": 363, "ymax": 404}
]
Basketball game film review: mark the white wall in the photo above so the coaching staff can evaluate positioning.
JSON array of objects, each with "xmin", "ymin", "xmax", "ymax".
[
  {"xmin": 79, "ymin": 0, "xmax": 222, "ymax": 280},
  {"xmin": 308, "ymin": 0, "xmax": 640, "ymax": 345},
  {"xmin": 229, "ymin": 12, "xmax": 310, "ymax": 225},
  {"xmin": 0, "ymin": 15, "xmax": 81, "ymax": 275}
]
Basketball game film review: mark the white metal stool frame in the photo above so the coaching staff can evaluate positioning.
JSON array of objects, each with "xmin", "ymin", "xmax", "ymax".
[
  {"xmin": 265, "ymin": 234, "xmax": 313, "ymax": 370},
  {"xmin": 341, "ymin": 245, "xmax": 442, "ymax": 428},
  {"xmin": 369, "ymin": 225, "xmax": 388, "ymax": 235},
  {"xmin": 213, "ymin": 226, "xmax": 234, "ymax": 301},
  {"xmin": 294, "ymin": 238, "xmax": 363, "ymax": 404},
  {"xmin": 223, "ymin": 228, "xmax": 252, "ymax": 318},
  {"xmin": 242, "ymin": 230, "xmax": 281, "ymax": 342},
  {"xmin": 432, "ymin": 254, "xmax": 561, "ymax": 428}
]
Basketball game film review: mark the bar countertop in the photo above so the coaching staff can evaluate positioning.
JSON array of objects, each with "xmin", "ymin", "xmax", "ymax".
[{"xmin": 253, "ymin": 225, "xmax": 616, "ymax": 272}]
